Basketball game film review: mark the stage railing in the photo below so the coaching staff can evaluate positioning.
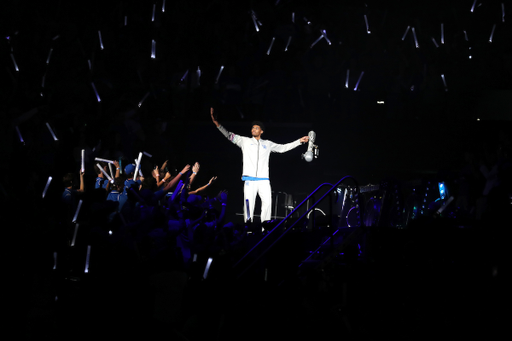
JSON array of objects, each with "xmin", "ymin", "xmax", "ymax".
[{"xmin": 233, "ymin": 175, "xmax": 360, "ymax": 279}]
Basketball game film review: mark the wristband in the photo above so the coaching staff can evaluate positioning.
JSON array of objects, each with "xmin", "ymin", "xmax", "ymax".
[
  {"xmin": 193, "ymin": 172, "xmax": 197, "ymax": 175},
  {"xmin": 222, "ymin": 203, "xmax": 226, "ymax": 206},
  {"xmin": 179, "ymin": 172, "xmax": 184, "ymax": 175}
]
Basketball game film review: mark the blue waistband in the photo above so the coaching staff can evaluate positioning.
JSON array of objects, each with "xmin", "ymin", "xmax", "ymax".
[{"xmin": 242, "ymin": 176, "xmax": 269, "ymax": 181}]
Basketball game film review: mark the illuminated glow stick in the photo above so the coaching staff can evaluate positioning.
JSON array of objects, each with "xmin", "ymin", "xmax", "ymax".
[
  {"xmin": 345, "ymin": 69, "xmax": 350, "ymax": 88},
  {"xmin": 364, "ymin": 15, "xmax": 370, "ymax": 34},
  {"xmin": 196, "ymin": 66, "xmax": 201, "ymax": 85},
  {"xmin": 81, "ymin": 150, "xmax": 85, "ymax": 173},
  {"xmin": 285, "ymin": 36, "xmax": 292, "ymax": 51},
  {"xmin": 304, "ymin": 17, "xmax": 311, "ymax": 25},
  {"xmin": 72, "ymin": 199, "xmax": 83, "ymax": 223},
  {"xmin": 88, "ymin": 59, "xmax": 92, "ymax": 70},
  {"xmin": 94, "ymin": 157, "xmax": 115, "ymax": 164},
  {"xmin": 181, "ymin": 70, "xmax": 188, "ymax": 82},
  {"xmin": 143, "ymin": 151, "xmax": 152, "ymax": 157},
  {"xmin": 431, "ymin": 37, "xmax": 439, "ymax": 48},
  {"xmin": 134, "ymin": 152, "xmax": 143, "ymax": 180},
  {"xmin": 53, "ymin": 252, "xmax": 57, "ymax": 270},
  {"xmin": 464, "ymin": 30, "xmax": 468, "ymax": 41},
  {"xmin": 91, "ymin": 82, "xmax": 101, "ymax": 102},
  {"xmin": 162, "ymin": 0, "xmax": 166, "ymax": 12},
  {"xmin": 250, "ymin": 10, "xmax": 260, "ymax": 32},
  {"xmin": 471, "ymin": 0, "xmax": 477, "ymax": 12},
  {"xmin": 469, "ymin": 47, "xmax": 472, "ymax": 59},
  {"xmin": 215, "ymin": 66, "xmax": 224, "ymax": 84},
  {"xmin": 267, "ymin": 37, "xmax": 275, "ymax": 55},
  {"xmin": 193, "ymin": 254, "xmax": 197, "ymax": 262},
  {"xmin": 10, "ymin": 53, "xmax": 19, "ymax": 71},
  {"xmin": 152, "ymin": 4, "xmax": 156, "ymax": 21},
  {"xmin": 436, "ymin": 196, "xmax": 454, "ymax": 214},
  {"xmin": 119, "ymin": 159, "xmax": 122, "ymax": 174},
  {"xmin": 310, "ymin": 35, "xmax": 323, "ymax": 49},
  {"xmin": 46, "ymin": 48, "xmax": 53, "ymax": 64},
  {"xmin": 489, "ymin": 24, "xmax": 496, "ymax": 42},
  {"xmin": 71, "ymin": 223, "xmax": 79, "ymax": 246},
  {"xmin": 138, "ymin": 92, "xmax": 149, "ymax": 107},
  {"xmin": 441, "ymin": 74, "xmax": 448, "ymax": 91},
  {"xmin": 46, "ymin": 122, "xmax": 58, "ymax": 141},
  {"xmin": 151, "ymin": 40, "xmax": 156, "ymax": 59},
  {"xmin": 321, "ymin": 30, "xmax": 331, "ymax": 45},
  {"xmin": 84, "ymin": 245, "xmax": 91, "ymax": 273},
  {"xmin": 97, "ymin": 163, "xmax": 114, "ymax": 183},
  {"xmin": 402, "ymin": 26, "xmax": 410, "ymax": 40},
  {"xmin": 15, "ymin": 126, "xmax": 24, "ymax": 144},
  {"xmin": 108, "ymin": 163, "xmax": 114, "ymax": 180},
  {"xmin": 124, "ymin": 16, "xmax": 127, "ymax": 26},
  {"xmin": 354, "ymin": 71, "xmax": 364, "ymax": 91},
  {"xmin": 412, "ymin": 27, "xmax": 419, "ymax": 48},
  {"xmin": 441, "ymin": 24, "xmax": 444, "ymax": 44},
  {"xmin": 203, "ymin": 257, "xmax": 213, "ymax": 279},
  {"xmin": 292, "ymin": 12, "xmax": 295, "ymax": 23},
  {"xmin": 52, "ymin": 35, "xmax": 60, "ymax": 41},
  {"xmin": 502, "ymin": 3, "xmax": 505, "ymax": 22},
  {"xmin": 43, "ymin": 176, "xmax": 52, "ymax": 198},
  {"xmin": 246, "ymin": 199, "xmax": 250, "ymax": 221},
  {"xmin": 98, "ymin": 31, "xmax": 104, "ymax": 50}
]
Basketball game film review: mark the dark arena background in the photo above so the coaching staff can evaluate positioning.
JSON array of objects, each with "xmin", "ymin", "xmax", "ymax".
[{"xmin": 4, "ymin": 0, "xmax": 508, "ymax": 339}]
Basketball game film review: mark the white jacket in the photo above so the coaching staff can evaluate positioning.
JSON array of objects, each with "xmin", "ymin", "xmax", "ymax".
[{"xmin": 218, "ymin": 125, "xmax": 302, "ymax": 179}]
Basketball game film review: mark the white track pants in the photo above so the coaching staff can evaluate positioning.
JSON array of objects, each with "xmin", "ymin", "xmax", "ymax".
[{"xmin": 243, "ymin": 180, "xmax": 272, "ymax": 222}]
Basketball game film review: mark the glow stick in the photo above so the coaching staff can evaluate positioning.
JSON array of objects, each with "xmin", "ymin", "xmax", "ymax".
[
  {"xmin": 345, "ymin": 69, "xmax": 350, "ymax": 88},
  {"xmin": 471, "ymin": 0, "xmax": 477, "ymax": 12},
  {"xmin": 15, "ymin": 126, "xmax": 24, "ymax": 144},
  {"xmin": 215, "ymin": 66, "xmax": 224, "ymax": 84},
  {"xmin": 46, "ymin": 48, "xmax": 53, "ymax": 64},
  {"xmin": 502, "ymin": 3, "xmax": 505, "ymax": 22},
  {"xmin": 119, "ymin": 159, "xmax": 122, "ymax": 174},
  {"xmin": 203, "ymin": 257, "xmax": 213, "ymax": 279},
  {"xmin": 304, "ymin": 17, "xmax": 311, "ymax": 25},
  {"xmin": 71, "ymin": 224, "xmax": 79, "ymax": 246},
  {"xmin": 152, "ymin": 4, "xmax": 156, "ymax": 21},
  {"xmin": 285, "ymin": 36, "xmax": 291, "ymax": 51},
  {"xmin": 441, "ymin": 24, "xmax": 444, "ymax": 44},
  {"xmin": 53, "ymin": 252, "xmax": 57, "ymax": 270},
  {"xmin": 464, "ymin": 30, "xmax": 468, "ymax": 41},
  {"xmin": 436, "ymin": 196, "xmax": 454, "ymax": 214},
  {"xmin": 46, "ymin": 122, "xmax": 58, "ymax": 141},
  {"xmin": 151, "ymin": 40, "xmax": 156, "ymax": 59},
  {"xmin": 138, "ymin": 92, "xmax": 149, "ymax": 107},
  {"xmin": 321, "ymin": 30, "xmax": 331, "ymax": 45},
  {"xmin": 193, "ymin": 254, "xmax": 197, "ymax": 262},
  {"xmin": 441, "ymin": 74, "xmax": 448, "ymax": 91},
  {"xmin": 162, "ymin": 0, "xmax": 166, "ymax": 12},
  {"xmin": 84, "ymin": 245, "xmax": 91, "ymax": 273},
  {"xmin": 97, "ymin": 163, "xmax": 113, "ymax": 183},
  {"xmin": 402, "ymin": 26, "xmax": 410, "ymax": 40},
  {"xmin": 72, "ymin": 200, "xmax": 83, "ymax": 223},
  {"xmin": 196, "ymin": 66, "xmax": 201, "ymax": 85},
  {"xmin": 91, "ymin": 82, "xmax": 101, "ymax": 102},
  {"xmin": 431, "ymin": 37, "xmax": 439, "ymax": 48},
  {"xmin": 10, "ymin": 53, "xmax": 19, "ymax": 72},
  {"xmin": 469, "ymin": 47, "xmax": 472, "ymax": 59},
  {"xmin": 412, "ymin": 27, "xmax": 419, "ymax": 48},
  {"xmin": 251, "ymin": 11, "xmax": 260, "ymax": 32},
  {"xmin": 489, "ymin": 24, "xmax": 496, "ymax": 43},
  {"xmin": 353, "ymin": 71, "xmax": 364, "ymax": 91},
  {"xmin": 52, "ymin": 35, "xmax": 60, "ymax": 41},
  {"xmin": 364, "ymin": 15, "xmax": 370, "ymax": 34},
  {"xmin": 143, "ymin": 151, "xmax": 152, "ymax": 157},
  {"xmin": 108, "ymin": 163, "xmax": 114, "ymax": 180},
  {"xmin": 134, "ymin": 152, "xmax": 143, "ymax": 180},
  {"xmin": 88, "ymin": 59, "xmax": 92, "ymax": 70},
  {"xmin": 246, "ymin": 199, "xmax": 250, "ymax": 221},
  {"xmin": 94, "ymin": 157, "xmax": 115, "ymax": 164},
  {"xmin": 81, "ymin": 150, "xmax": 85, "ymax": 173},
  {"xmin": 98, "ymin": 31, "xmax": 104, "ymax": 50},
  {"xmin": 310, "ymin": 35, "xmax": 323, "ymax": 49},
  {"xmin": 292, "ymin": 12, "xmax": 295, "ymax": 23},
  {"xmin": 266, "ymin": 37, "xmax": 275, "ymax": 55},
  {"xmin": 43, "ymin": 176, "xmax": 52, "ymax": 198},
  {"xmin": 181, "ymin": 70, "xmax": 188, "ymax": 82}
]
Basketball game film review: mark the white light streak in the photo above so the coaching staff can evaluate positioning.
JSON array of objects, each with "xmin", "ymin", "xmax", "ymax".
[
  {"xmin": 251, "ymin": 10, "xmax": 260, "ymax": 32},
  {"xmin": 215, "ymin": 66, "xmax": 224, "ymax": 84},
  {"xmin": 321, "ymin": 30, "xmax": 331, "ymax": 45},
  {"xmin": 285, "ymin": 36, "xmax": 292, "ymax": 51},
  {"xmin": 71, "ymin": 224, "xmax": 79, "ymax": 246},
  {"xmin": 138, "ymin": 92, "xmax": 149, "ymax": 107},
  {"xmin": 46, "ymin": 48, "xmax": 53, "ymax": 64},
  {"xmin": 151, "ymin": 40, "xmax": 156, "ymax": 59},
  {"xmin": 15, "ymin": 126, "xmax": 24, "ymax": 144},
  {"xmin": 46, "ymin": 122, "xmax": 58, "ymax": 141},
  {"xmin": 143, "ymin": 151, "xmax": 152, "ymax": 158},
  {"xmin": 489, "ymin": 24, "xmax": 496, "ymax": 42},
  {"xmin": 431, "ymin": 37, "xmax": 439, "ymax": 48},
  {"xmin": 353, "ymin": 71, "xmax": 364, "ymax": 91},
  {"xmin": 134, "ymin": 152, "xmax": 143, "ymax": 180},
  {"xmin": 203, "ymin": 257, "xmax": 213, "ymax": 279},
  {"xmin": 108, "ymin": 163, "xmax": 114, "ymax": 180},
  {"xmin": 193, "ymin": 254, "xmax": 197, "ymax": 262},
  {"xmin": 464, "ymin": 30, "xmax": 468, "ymax": 41},
  {"xmin": 91, "ymin": 82, "xmax": 101, "ymax": 102},
  {"xmin": 502, "ymin": 3, "xmax": 505, "ymax": 22},
  {"xmin": 310, "ymin": 35, "xmax": 323, "ymax": 49},
  {"xmin": 364, "ymin": 15, "xmax": 370, "ymax": 34},
  {"xmin": 52, "ymin": 35, "xmax": 60, "ymax": 41},
  {"xmin": 10, "ymin": 53, "xmax": 19, "ymax": 71},
  {"xmin": 53, "ymin": 252, "xmax": 57, "ymax": 270},
  {"xmin": 97, "ymin": 163, "xmax": 114, "ymax": 183},
  {"xmin": 402, "ymin": 26, "xmax": 410, "ymax": 41},
  {"xmin": 441, "ymin": 23, "xmax": 444, "ymax": 44},
  {"xmin": 196, "ymin": 66, "xmax": 201, "ymax": 85},
  {"xmin": 246, "ymin": 199, "xmax": 250, "ymax": 221},
  {"xmin": 94, "ymin": 157, "xmax": 115, "ymax": 164},
  {"xmin": 88, "ymin": 59, "xmax": 92, "ymax": 70},
  {"xmin": 81, "ymin": 150, "xmax": 85, "ymax": 173},
  {"xmin": 181, "ymin": 69, "xmax": 188, "ymax": 82},
  {"xmin": 98, "ymin": 31, "xmax": 104, "ymax": 50},
  {"xmin": 84, "ymin": 245, "xmax": 91, "ymax": 273},
  {"xmin": 292, "ymin": 12, "xmax": 295, "ymax": 23},
  {"xmin": 124, "ymin": 16, "xmax": 127, "ymax": 26},
  {"xmin": 72, "ymin": 200, "xmax": 83, "ymax": 223},
  {"xmin": 152, "ymin": 4, "xmax": 156, "ymax": 21},
  {"xmin": 43, "ymin": 176, "xmax": 52, "ymax": 198},
  {"xmin": 345, "ymin": 69, "xmax": 350, "ymax": 88},
  {"xmin": 441, "ymin": 74, "xmax": 448, "ymax": 91},
  {"xmin": 471, "ymin": 0, "xmax": 477, "ymax": 12},
  {"xmin": 412, "ymin": 27, "xmax": 419, "ymax": 48},
  {"xmin": 162, "ymin": 0, "xmax": 166, "ymax": 12},
  {"xmin": 267, "ymin": 37, "xmax": 275, "ymax": 55}
]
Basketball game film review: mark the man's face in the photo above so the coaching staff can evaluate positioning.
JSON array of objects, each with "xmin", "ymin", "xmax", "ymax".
[{"xmin": 251, "ymin": 125, "xmax": 263, "ymax": 138}]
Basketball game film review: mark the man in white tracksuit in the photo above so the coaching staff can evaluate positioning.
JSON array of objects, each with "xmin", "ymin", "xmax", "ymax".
[{"xmin": 211, "ymin": 108, "xmax": 309, "ymax": 223}]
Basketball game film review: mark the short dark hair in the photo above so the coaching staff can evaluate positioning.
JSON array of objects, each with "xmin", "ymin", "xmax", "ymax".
[{"xmin": 251, "ymin": 121, "xmax": 265, "ymax": 131}]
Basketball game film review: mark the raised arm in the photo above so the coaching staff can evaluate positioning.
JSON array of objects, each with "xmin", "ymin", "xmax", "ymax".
[
  {"xmin": 211, "ymin": 107, "xmax": 243, "ymax": 146},
  {"xmin": 269, "ymin": 135, "xmax": 308, "ymax": 153},
  {"xmin": 189, "ymin": 176, "xmax": 217, "ymax": 195}
]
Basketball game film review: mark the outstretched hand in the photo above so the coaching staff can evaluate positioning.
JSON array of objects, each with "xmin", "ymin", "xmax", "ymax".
[
  {"xmin": 299, "ymin": 136, "xmax": 309, "ymax": 143},
  {"xmin": 210, "ymin": 107, "xmax": 220, "ymax": 128},
  {"xmin": 216, "ymin": 190, "xmax": 228, "ymax": 204}
]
